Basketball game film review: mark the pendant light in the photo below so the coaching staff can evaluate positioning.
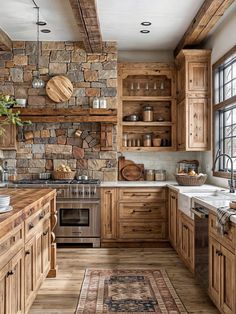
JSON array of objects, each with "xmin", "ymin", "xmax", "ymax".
[{"xmin": 32, "ymin": 2, "xmax": 45, "ymax": 89}]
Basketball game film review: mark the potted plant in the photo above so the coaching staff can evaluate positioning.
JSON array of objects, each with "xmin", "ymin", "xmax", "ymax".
[{"xmin": 0, "ymin": 94, "xmax": 30, "ymax": 135}]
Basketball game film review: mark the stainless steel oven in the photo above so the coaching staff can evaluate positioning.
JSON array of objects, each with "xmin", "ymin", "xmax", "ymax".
[{"xmin": 55, "ymin": 198, "xmax": 100, "ymax": 247}]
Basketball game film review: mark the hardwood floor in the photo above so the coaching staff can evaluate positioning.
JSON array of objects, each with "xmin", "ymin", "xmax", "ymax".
[{"xmin": 29, "ymin": 247, "xmax": 219, "ymax": 314}]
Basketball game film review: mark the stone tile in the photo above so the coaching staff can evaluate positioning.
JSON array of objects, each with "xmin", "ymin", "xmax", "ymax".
[
  {"xmin": 101, "ymin": 87, "xmax": 117, "ymax": 97},
  {"xmin": 84, "ymin": 69, "xmax": 98, "ymax": 82},
  {"xmin": 25, "ymin": 41, "xmax": 37, "ymax": 55},
  {"xmin": 45, "ymin": 144, "xmax": 72, "ymax": 155},
  {"xmin": 29, "ymin": 159, "xmax": 46, "ymax": 168},
  {"xmin": 13, "ymin": 55, "xmax": 28, "ymax": 66},
  {"xmin": 98, "ymin": 70, "xmax": 117, "ymax": 79},
  {"xmin": 10, "ymin": 68, "xmax": 23, "ymax": 82},
  {"xmin": 57, "ymin": 135, "xmax": 67, "ymax": 145},
  {"xmin": 32, "ymin": 144, "xmax": 45, "ymax": 154},
  {"xmin": 49, "ymin": 63, "xmax": 67, "ymax": 75},
  {"xmin": 73, "ymin": 146, "xmax": 84, "ymax": 159},
  {"xmin": 85, "ymin": 88, "xmax": 100, "ymax": 97},
  {"xmin": 28, "ymin": 96, "xmax": 46, "ymax": 106},
  {"xmin": 50, "ymin": 50, "xmax": 70, "ymax": 63},
  {"xmin": 42, "ymin": 41, "xmax": 65, "ymax": 50},
  {"xmin": 103, "ymin": 170, "xmax": 117, "ymax": 181},
  {"xmin": 88, "ymin": 159, "xmax": 107, "ymax": 170}
]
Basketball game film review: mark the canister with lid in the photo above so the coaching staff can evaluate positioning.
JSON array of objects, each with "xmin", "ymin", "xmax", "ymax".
[
  {"xmin": 154, "ymin": 170, "xmax": 166, "ymax": 181},
  {"xmin": 143, "ymin": 133, "xmax": 152, "ymax": 147},
  {"xmin": 145, "ymin": 169, "xmax": 155, "ymax": 181},
  {"xmin": 142, "ymin": 105, "xmax": 153, "ymax": 122}
]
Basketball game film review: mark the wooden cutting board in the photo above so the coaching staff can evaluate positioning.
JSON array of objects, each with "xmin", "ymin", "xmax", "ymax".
[
  {"xmin": 118, "ymin": 156, "xmax": 144, "ymax": 181},
  {"xmin": 121, "ymin": 164, "xmax": 142, "ymax": 181},
  {"xmin": 46, "ymin": 75, "xmax": 73, "ymax": 103}
]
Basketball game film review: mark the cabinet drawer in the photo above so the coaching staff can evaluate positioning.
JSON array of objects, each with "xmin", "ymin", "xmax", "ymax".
[
  {"xmin": 119, "ymin": 202, "xmax": 167, "ymax": 220},
  {"xmin": 209, "ymin": 213, "xmax": 236, "ymax": 250},
  {"xmin": 118, "ymin": 221, "xmax": 167, "ymax": 240},
  {"xmin": 0, "ymin": 223, "xmax": 24, "ymax": 266},
  {"xmin": 119, "ymin": 188, "xmax": 166, "ymax": 202},
  {"xmin": 25, "ymin": 203, "xmax": 50, "ymax": 241}
]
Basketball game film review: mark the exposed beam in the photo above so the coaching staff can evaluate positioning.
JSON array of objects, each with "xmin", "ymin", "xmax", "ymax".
[
  {"xmin": 0, "ymin": 28, "xmax": 12, "ymax": 51},
  {"xmin": 69, "ymin": 0, "xmax": 102, "ymax": 53},
  {"xmin": 174, "ymin": 0, "xmax": 234, "ymax": 57}
]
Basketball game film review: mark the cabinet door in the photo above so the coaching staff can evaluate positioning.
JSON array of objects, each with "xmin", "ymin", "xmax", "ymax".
[
  {"xmin": 35, "ymin": 231, "xmax": 44, "ymax": 290},
  {"xmin": 188, "ymin": 98, "xmax": 208, "ymax": 150},
  {"xmin": 183, "ymin": 218, "xmax": 194, "ymax": 271},
  {"xmin": 220, "ymin": 245, "xmax": 235, "ymax": 314},
  {"xmin": 209, "ymin": 236, "xmax": 221, "ymax": 308},
  {"xmin": 188, "ymin": 62, "xmax": 208, "ymax": 93},
  {"xmin": 0, "ymin": 124, "xmax": 17, "ymax": 150},
  {"xmin": 0, "ymin": 262, "xmax": 11, "ymax": 314},
  {"xmin": 101, "ymin": 188, "xmax": 117, "ymax": 240},
  {"xmin": 10, "ymin": 249, "xmax": 24, "ymax": 314},
  {"xmin": 177, "ymin": 100, "xmax": 186, "ymax": 150},
  {"xmin": 177, "ymin": 61, "xmax": 185, "ymax": 102},
  {"xmin": 169, "ymin": 191, "xmax": 177, "ymax": 248},
  {"xmin": 42, "ymin": 220, "xmax": 51, "ymax": 277},
  {"xmin": 24, "ymin": 237, "xmax": 35, "ymax": 313}
]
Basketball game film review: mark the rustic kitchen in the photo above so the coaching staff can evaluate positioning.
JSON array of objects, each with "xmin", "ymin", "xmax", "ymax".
[{"xmin": 0, "ymin": 0, "xmax": 236, "ymax": 313}]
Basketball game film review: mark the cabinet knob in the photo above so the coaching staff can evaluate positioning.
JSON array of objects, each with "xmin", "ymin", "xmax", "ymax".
[
  {"xmin": 43, "ymin": 230, "xmax": 48, "ymax": 236},
  {"xmin": 7, "ymin": 270, "xmax": 14, "ymax": 277},
  {"xmin": 189, "ymin": 79, "xmax": 192, "ymax": 83},
  {"xmin": 28, "ymin": 222, "xmax": 34, "ymax": 230},
  {"xmin": 25, "ymin": 250, "xmax": 30, "ymax": 255},
  {"xmin": 39, "ymin": 212, "xmax": 45, "ymax": 220}
]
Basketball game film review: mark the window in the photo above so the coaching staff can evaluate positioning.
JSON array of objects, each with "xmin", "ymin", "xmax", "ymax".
[{"xmin": 213, "ymin": 46, "xmax": 236, "ymax": 175}]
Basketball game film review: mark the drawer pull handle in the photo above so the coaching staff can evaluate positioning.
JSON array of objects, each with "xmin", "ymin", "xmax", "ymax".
[
  {"xmin": 132, "ymin": 229, "xmax": 152, "ymax": 232},
  {"xmin": 43, "ymin": 230, "xmax": 48, "ymax": 236},
  {"xmin": 28, "ymin": 222, "xmax": 34, "ymax": 230},
  {"xmin": 132, "ymin": 209, "xmax": 152, "ymax": 213},
  {"xmin": 171, "ymin": 196, "xmax": 176, "ymax": 200},
  {"xmin": 131, "ymin": 193, "xmax": 151, "ymax": 197},
  {"xmin": 7, "ymin": 270, "xmax": 14, "ymax": 277},
  {"xmin": 183, "ymin": 224, "xmax": 188, "ymax": 229},
  {"xmin": 39, "ymin": 212, "xmax": 45, "ymax": 220},
  {"xmin": 223, "ymin": 231, "xmax": 229, "ymax": 235},
  {"xmin": 25, "ymin": 250, "xmax": 30, "ymax": 255}
]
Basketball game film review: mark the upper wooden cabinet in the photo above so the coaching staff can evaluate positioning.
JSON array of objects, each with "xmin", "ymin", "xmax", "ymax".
[
  {"xmin": 175, "ymin": 50, "xmax": 211, "ymax": 151},
  {"xmin": 0, "ymin": 124, "xmax": 17, "ymax": 150},
  {"xmin": 118, "ymin": 62, "xmax": 177, "ymax": 152}
]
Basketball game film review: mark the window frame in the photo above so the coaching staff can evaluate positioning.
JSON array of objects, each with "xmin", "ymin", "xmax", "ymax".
[{"xmin": 213, "ymin": 46, "xmax": 236, "ymax": 179}]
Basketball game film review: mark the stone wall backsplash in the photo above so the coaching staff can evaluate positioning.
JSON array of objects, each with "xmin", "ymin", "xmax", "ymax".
[
  {"xmin": 2, "ymin": 122, "xmax": 118, "ymax": 181},
  {"xmin": 0, "ymin": 40, "xmax": 118, "ymax": 181},
  {"xmin": 0, "ymin": 41, "xmax": 117, "ymax": 109}
]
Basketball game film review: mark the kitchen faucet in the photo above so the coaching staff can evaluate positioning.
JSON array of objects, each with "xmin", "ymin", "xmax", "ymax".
[{"xmin": 213, "ymin": 153, "xmax": 235, "ymax": 193}]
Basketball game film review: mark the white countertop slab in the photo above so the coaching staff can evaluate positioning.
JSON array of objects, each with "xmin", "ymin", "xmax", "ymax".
[
  {"xmin": 193, "ymin": 192, "xmax": 236, "ymax": 223},
  {"xmin": 100, "ymin": 181, "xmax": 177, "ymax": 187}
]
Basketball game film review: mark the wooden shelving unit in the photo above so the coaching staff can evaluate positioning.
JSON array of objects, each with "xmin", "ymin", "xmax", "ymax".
[{"xmin": 118, "ymin": 62, "xmax": 177, "ymax": 152}]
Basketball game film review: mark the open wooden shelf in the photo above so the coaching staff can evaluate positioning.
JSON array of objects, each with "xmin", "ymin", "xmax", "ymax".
[
  {"xmin": 13, "ymin": 108, "xmax": 117, "ymax": 123},
  {"xmin": 122, "ymin": 121, "xmax": 174, "ymax": 127},
  {"xmin": 120, "ymin": 146, "xmax": 176, "ymax": 152}
]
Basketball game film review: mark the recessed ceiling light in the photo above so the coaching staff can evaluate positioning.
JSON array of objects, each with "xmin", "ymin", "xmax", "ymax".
[
  {"xmin": 140, "ymin": 30, "xmax": 150, "ymax": 34},
  {"xmin": 141, "ymin": 22, "xmax": 151, "ymax": 26},
  {"xmin": 41, "ymin": 29, "xmax": 51, "ymax": 33},
  {"xmin": 36, "ymin": 21, "xmax": 47, "ymax": 26}
]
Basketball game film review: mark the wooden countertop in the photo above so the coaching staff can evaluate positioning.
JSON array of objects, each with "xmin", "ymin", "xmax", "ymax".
[{"xmin": 0, "ymin": 188, "xmax": 56, "ymax": 227}]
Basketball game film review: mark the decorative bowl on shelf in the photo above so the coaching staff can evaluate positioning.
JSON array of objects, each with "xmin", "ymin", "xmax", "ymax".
[{"xmin": 175, "ymin": 174, "xmax": 207, "ymax": 186}]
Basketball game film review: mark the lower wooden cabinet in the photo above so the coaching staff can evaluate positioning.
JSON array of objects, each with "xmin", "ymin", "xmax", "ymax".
[
  {"xmin": 0, "ymin": 249, "xmax": 24, "ymax": 314},
  {"xmin": 168, "ymin": 190, "xmax": 178, "ymax": 249},
  {"xmin": 101, "ymin": 187, "xmax": 168, "ymax": 245},
  {"xmin": 209, "ymin": 235, "xmax": 236, "ymax": 314},
  {"xmin": 177, "ymin": 210, "xmax": 195, "ymax": 273},
  {"xmin": 101, "ymin": 188, "xmax": 117, "ymax": 240}
]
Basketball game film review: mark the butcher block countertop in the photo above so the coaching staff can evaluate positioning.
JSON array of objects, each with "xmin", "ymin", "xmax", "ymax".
[{"xmin": 0, "ymin": 188, "xmax": 56, "ymax": 227}]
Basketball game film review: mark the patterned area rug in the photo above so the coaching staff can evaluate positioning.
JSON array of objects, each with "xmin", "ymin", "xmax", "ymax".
[{"xmin": 75, "ymin": 269, "xmax": 188, "ymax": 313}]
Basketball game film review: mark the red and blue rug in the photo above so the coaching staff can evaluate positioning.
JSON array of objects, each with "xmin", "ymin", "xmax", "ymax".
[{"xmin": 75, "ymin": 268, "xmax": 188, "ymax": 313}]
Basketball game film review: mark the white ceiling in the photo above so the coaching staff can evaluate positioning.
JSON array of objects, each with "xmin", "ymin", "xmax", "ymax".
[
  {"xmin": 96, "ymin": 0, "xmax": 205, "ymax": 50},
  {"xmin": 0, "ymin": 0, "xmax": 81, "ymax": 41}
]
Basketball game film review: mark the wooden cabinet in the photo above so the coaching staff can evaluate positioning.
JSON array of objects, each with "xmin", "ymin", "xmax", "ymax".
[
  {"xmin": 0, "ymin": 249, "xmax": 24, "ymax": 314},
  {"xmin": 101, "ymin": 188, "xmax": 117, "ymax": 241},
  {"xmin": 209, "ymin": 212, "xmax": 236, "ymax": 314},
  {"xmin": 101, "ymin": 187, "xmax": 168, "ymax": 245},
  {"xmin": 209, "ymin": 235, "xmax": 236, "ymax": 314},
  {"xmin": 118, "ymin": 188, "xmax": 168, "ymax": 242},
  {"xmin": 118, "ymin": 62, "xmax": 176, "ymax": 152},
  {"xmin": 0, "ymin": 124, "xmax": 17, "ymax": 150},
  {"xmin": 175, "ymin": 49, "xmax": 211, "ymax": 151},
  {"xmin": 177, "ymin": 210, "xmax": 195, "ymax": 273},
  {"xmin": 168, "ymin": 190, "xmax": 178, "ymax": 249}
]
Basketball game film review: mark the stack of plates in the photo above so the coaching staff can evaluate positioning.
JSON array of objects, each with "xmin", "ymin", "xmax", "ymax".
[{"xmin": 0, "ymin": 195, "xmax": 12, "ymax": 213}]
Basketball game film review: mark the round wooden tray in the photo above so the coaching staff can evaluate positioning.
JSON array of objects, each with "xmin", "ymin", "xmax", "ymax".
[
  {"xmin": 121, "ymin": 164, "xmax": 142, "ymax": 181},
  {"xmin": 46, "ymin": 75, "xmax": 73, "ymax": 103}
]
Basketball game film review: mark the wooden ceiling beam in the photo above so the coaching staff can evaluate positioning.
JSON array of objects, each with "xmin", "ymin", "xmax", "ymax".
[
  {"xmin": 174, "ymin": 0, "xmax": 234, "ymax": 57},
  {"xmin": 69, "ymin": 0, "xmax": 102, "ymax": 53},
  {"xmin": 0, "ymin": 28, "xmax": 12, "ymax": 51}
]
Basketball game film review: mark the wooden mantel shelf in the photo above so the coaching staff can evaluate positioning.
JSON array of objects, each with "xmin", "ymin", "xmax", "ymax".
[{"xmin": 13, "ymin": 108, "xmax": 117, "ymax": 123}]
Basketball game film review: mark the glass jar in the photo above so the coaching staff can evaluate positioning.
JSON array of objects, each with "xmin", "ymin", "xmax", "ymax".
[
  {"xmin": 142, "ymin": 106, "xmax": 153, "ymax": 122},
  {"xmin": 8, "ymin": 167, "xmax": 17, "ymax": 182},
  {"xmin": 99, "ymin": 97, "xmax": 107, "ymax": 108},
  {"xmin": 123, "ymin": 133, "xmax": 128, "ymax": 147},
  {"xmin": 143, "ymin": 133, "xmax": 152, "ymax": 147},
  {"xmin": 92, "ymin": 97, "xmax": 100, "ymax": 108},
  {"xmin": 145, "ymin": 169, "xmax": 155, "ymax": 181},
  {"xmin": 154, "ymin": 170, "xmax": 166, "ymax": 181}
]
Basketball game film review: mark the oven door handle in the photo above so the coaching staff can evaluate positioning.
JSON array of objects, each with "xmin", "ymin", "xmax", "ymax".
[
  {"xmin": 191, "ymin": 208, "xmax": 208, "ymax": 219},
  {"xmin": 57, "ymin": 199, "xmax": 100, "ymax": 205}
]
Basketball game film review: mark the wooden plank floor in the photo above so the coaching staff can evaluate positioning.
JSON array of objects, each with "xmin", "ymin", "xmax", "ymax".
[{"xmin": 29, "ymin": 247, "xmax": 219, "ymax": 314}]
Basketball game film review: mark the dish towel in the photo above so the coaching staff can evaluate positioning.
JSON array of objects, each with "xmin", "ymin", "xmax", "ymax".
[{"xmin": 216, "ymin": 206, "xmax": 236, "ymax": 235}]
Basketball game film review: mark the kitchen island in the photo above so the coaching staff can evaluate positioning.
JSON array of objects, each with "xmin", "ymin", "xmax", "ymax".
[{"xmin": 0, "ymin": 188, "xmax": 57, "ymax": 314}]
